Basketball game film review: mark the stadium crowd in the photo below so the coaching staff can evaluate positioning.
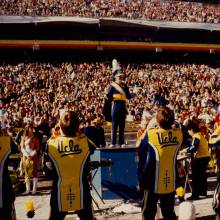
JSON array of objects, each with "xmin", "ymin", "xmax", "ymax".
[
  {"xmin": 0, "ymin": 61, "xmax": 220, "ymax": 133},
  {"xmin": 0, "ymin": 0, "xmax": 220, "ymax": 23}
]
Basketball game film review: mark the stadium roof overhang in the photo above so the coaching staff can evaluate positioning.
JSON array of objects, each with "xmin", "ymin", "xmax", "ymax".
[
  {"xmin": 1, "ymin": 16, "xmax": 220, "ymax": 31},
  {"xmin": 100, "ymin": 18, "xmax": 220, "ymax": 31},
  {"xmin": 0, "ymin": 16, "xmax": 220, "ymax": 52}
]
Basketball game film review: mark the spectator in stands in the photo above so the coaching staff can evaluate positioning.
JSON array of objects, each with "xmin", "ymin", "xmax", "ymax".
[
  {"xmin": 0, "ymin": 61, "xmax": 220, "ymax": 134},
  {"xmin": 0, "ymin": 1, "xmax": 220, "ymax": 23},
  {"xmin": 153, "ymin": 87, "xmax": 167, "ymax": 107}
]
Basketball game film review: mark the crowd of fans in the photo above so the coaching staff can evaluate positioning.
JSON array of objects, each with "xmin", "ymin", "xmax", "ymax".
[
  {"xmin": 0, "ymin": 60, "xmax": 220, "ymax": 134},
  {"xmin": 0, "ymin": 0, "xmax": 220, "ymax": 23}
]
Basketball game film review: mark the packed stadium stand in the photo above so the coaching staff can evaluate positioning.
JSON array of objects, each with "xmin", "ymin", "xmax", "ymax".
[
  {"xmin": 0, "ymin": 0, "xmax": 220, "ymax": 23},
  {"xmin": 0, "ymin": 57, "xmax": 219, "ymax": 129}
]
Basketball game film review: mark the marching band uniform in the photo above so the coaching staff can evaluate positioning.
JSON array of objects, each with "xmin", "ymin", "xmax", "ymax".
[
  {"xmin": 139, "ymin": 126, "xmax": 183, "ymax": 220},
  {"xmin": 187, "ymin": 131, "xmax": 210, "ymax": 199},
  {"xmin": 104, "ymin": 73, "xmax": 133, "ymax": 147},
  {"xmin": 209, "ymin": 123, "xmax": 220, "ymax": 217},
  {"xmin": 47, "ymin": 132, "xmax": 96, "ymax": 220},
  {"xmin": 0, "ymin": 136, "xmax": 17, "ymax": 220},
  {"xmin": 209, "ymin": 124, "xmax": 220, "ymax": 172},
  {"xmin": 209, "ymin": 126, "xmax": 220, "ymax": 148}
]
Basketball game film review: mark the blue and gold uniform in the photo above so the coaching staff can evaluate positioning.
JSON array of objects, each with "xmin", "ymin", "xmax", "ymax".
[
  {"xmin": 209, "ymin": 126, "xmax": 220, "ymax": 217},
  {"xmin": 139, "ymin": 127, "xmax": 183, "ymax": 220},
  {"xmin": 104, "ymin": 81, "xmax": 133, "ymax": 146},
  {"xmin": 140, "ymin": 128, "xmax": 183, "ymax": 193},
  {"xmin": 209, "ymin": 126, "xmax": 220, "ymax": 172},
  {"xmin": 209, "ymin": 125, "xmax": 220, "ymax": 180},
  {"xmin": 47, "ymin": 133, "xmax": 95, "ymax": 220},
  {"xmin": 188, "ymin": 132, "xmax": 210, "ymax": 199},
  {"xmin": 209, "ymin": 127, "xmax": 220, "ymax": 147},
  {"xmin": 0, "ymin": 136, "xmax": 16, "ymax": 220},
  {"xmin": 188, "ymin": 132, "xmax": 210, "ymax": 158}
]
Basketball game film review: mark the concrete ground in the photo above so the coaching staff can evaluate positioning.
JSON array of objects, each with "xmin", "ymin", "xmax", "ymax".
[
  {"xmin": 15, "ymin": 178, "xmax": 217, "ymax": 220},
  {"xmin": 14, "ymin": 194, "xmax": 216, "ymax": 220}
]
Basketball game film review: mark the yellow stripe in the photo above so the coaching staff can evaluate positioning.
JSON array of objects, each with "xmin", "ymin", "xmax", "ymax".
[
  {"xmin": 113, "ymin": 94, "xmax": 126, "ymax": 101},
  {"xmin": 0, "ymin": 40, "xmax": 220, "ymax": 51}
]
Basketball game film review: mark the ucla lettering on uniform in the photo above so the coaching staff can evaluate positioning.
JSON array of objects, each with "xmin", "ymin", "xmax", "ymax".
[
  {"xmin": 156, "ymin": 131, "xmax": 179, "ymax": 148},
  {"xmin": 57, "ymin": 139, "xmax": 82, "ymax": 157}
]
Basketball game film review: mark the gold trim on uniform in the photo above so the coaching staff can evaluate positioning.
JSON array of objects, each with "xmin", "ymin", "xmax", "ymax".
[
  {"xmin": 0, "ymin": 136, "xmax": 11, "ymax": 208},
  {"xmin": 113, "ymin": 94, "xmax": 126, "ymax": 101},
  {"xmin": 193, "ymin": 132, "xmax": 210, "ymax": 158},
  {"xmin": 147, "ymin": 128, "xmax": 183, "ymax": 194},
  {"xmin": 209, "ymin": 127, "xmax": 220, "ymax": 145},
  {"xmin": 48, "ymin": 135, "xmax": 89, "ymax": 212}
]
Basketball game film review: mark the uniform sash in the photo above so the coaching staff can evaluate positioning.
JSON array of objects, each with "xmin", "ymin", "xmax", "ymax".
[
  {"xmin": 111, "ymin": 82, "xmax": 127, "ymax": 101},
  {"xmin": 111, "ymin": 82, "xmax": 126, "ymax": 96},
  {"xmin": 0, "ymin": 136, "xmax": 11, "ymax": 208},
  {"xmin": 103, "ymin": 82, "xmax": 126, "ymax": 122},
  {"xmin": 48, "ymin": 135, "xmax": 89, "ymax": 212},
  {"xmin": 147, "ymin": 128, "xmax": 183, "ymax": 194}
]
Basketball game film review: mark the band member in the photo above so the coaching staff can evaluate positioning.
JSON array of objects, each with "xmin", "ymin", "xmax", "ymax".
[
  {"xmin": 0, "ymin": 135, "xmax": 17, "ymax": 220},
  {"xmin": 103, "ymin": 69, "xmax": 134, "ymax": 148},
  {"xmin": 47, "ymin": 111, "xmax": 96, "ymax": 220},
  {"xmin": 187, "ymin": 118, "xmax": 210, "ymax": 200},
  {"xmin": 209, "ymin": 114, "xmax": 220, "ymax": 217},
  {"xmin": 138, "ymin": 106, "xmax": 183, "ymax": 220},
  {"xmin": 20, "ymin": 123, "xmax": 40, "ymax": 194},
  {"xmin": 209, "ymin": 114, "xmax": 220, "ymax": 172}
]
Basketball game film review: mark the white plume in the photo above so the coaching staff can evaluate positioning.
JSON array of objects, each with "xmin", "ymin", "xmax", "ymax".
[{"xmin": 112, "ymin": 59, "xmax": 120, "ymax": 73}]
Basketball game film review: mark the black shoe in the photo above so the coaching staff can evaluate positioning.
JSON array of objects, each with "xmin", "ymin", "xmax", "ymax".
[{"xmin": 187, "ymin": 195, "xmax": 200, "ymax": 200}]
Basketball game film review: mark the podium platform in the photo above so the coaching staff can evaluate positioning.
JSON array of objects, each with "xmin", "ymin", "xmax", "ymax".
[{"xmin": 91, "ymin": 147, "xmax": 139, "ymax": 200}]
